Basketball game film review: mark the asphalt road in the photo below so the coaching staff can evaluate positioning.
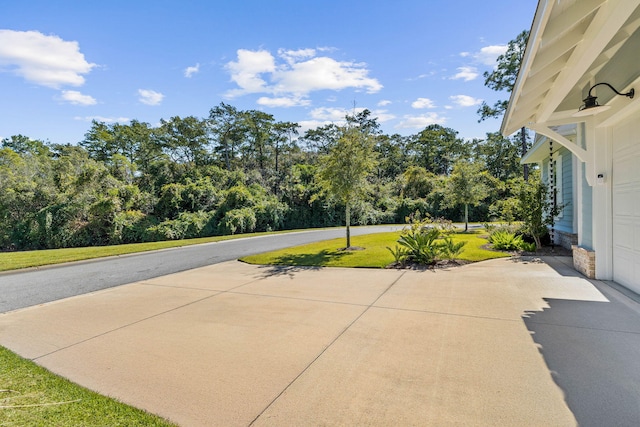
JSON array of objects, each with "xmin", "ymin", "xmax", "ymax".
[{"xmin": 0, "ymin": 226, "xmax": 402, "ymax": 314}]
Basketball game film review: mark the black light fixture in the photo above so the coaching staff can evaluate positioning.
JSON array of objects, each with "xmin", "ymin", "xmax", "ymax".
[{"xmin": 574, "ymin": 82, "xmax": 634, "ymax": 117}]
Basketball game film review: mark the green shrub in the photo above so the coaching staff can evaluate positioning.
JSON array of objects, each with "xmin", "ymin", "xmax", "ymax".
[
  {"xmin": 254, "ymin": 199, "xmax": 289, "ymax": 232},
  {"xmin": 219, "ymin": 207, "xmax": 257, "ymax": 235},
  {"xmin": 386, "ymin": 245, "xmax": 409, "ymax": 266},
  {"xmin": 489, "ymin": 230, "xmax": 524, "ymax": 251},
  {"xmin": 439, "ymin": 236, "xmax": 467, "ymax": 259},
  {"xmin": 397, "ymin": 227, "xmax": 441, "ymax": 264},
  {"xmin": 113, "ymin": 210, "xmax": 149, "ymax": 243},
  {"xmin": 146, "ymin": 211, "xmax": 212, "ymax": 241},
  {"xmin": 520, "ymin": 241, "xmax": 537, "ymax": 252}
]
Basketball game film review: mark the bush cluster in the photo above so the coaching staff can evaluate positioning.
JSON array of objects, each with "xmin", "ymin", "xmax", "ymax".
[{"xmin": 387, "ymin": 219, "xmax": 467, "ymax": 266}]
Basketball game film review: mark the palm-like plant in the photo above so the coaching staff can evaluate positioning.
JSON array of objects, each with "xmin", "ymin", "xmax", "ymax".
[{"xmin": 397, "ymin": 228, "xmax": 441, "ymax": 264}]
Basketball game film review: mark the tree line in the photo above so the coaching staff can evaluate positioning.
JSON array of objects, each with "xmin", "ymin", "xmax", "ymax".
[{"xmin": 0, "ymin": 104, "xmax": 528, "ymax": 251}]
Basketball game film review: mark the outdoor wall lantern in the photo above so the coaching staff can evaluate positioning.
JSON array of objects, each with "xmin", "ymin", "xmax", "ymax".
[{"xmin": 573, "ymin": 82, "xmax": 634, "ymax": 117}]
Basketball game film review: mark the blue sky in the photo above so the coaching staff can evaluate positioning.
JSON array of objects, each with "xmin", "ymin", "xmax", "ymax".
[{"xmin": 0, "ymin": 0, "xmax": 538, "ymax": 145}]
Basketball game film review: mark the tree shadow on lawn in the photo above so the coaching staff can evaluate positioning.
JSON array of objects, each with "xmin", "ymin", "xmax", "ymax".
[{"xmin": 254, "ymin": 249, "xmax": 352, "ymax": 278}]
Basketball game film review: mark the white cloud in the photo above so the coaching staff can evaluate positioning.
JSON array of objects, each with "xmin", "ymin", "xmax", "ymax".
[
  {"xmin": 372, "ymin": 109, "xmax": 396, "ymax": 122},
  {"xmin": 450, "ymin": 94, "xmax": 482, "ymax": 107},
  {"xmin": 138, "ymin": 89, "xmax": 164, "ymax": 106},
  {"xmin": 309, "ymin": 106, "xmax": 354, "ymax": 121},
  {"xmin": 0, "ymin": 30, "xmax": 96, "ymax": 89},
  {"xmin": 377, "ymin": 100, "xmax": 392, "ymax": 107},
  {"xmin": 224, "ymin": 48, "xmax": 382, "ymax": 99},
  {"xmin": 274, "ymin": 57, "xmax": 382, "ymax": 95},
  {"xmin": 474, "ymin": 44, "xmax": 507, "ymax": 65},
  {"xmin": 74, "ymin": 115, "xmax": 130, "ymax": 123},
  {"xmin": 184, "ymin": 63, "xmax": 200, "ymax": 77},
  {"xmin": 396, "ymin": 113, "xmax": 446, "ymax": 129},
  {"xmin": 278, "ymin": 48, "xmax": 316, "ymax": 65},
  {"xmin": 451, "ymin": 66, "xmax": 478, "ymax": 81},
  {"xmin": 297, "ymin": 119, "xmax": 333, "ymax": 135},
  {"xmin": 256, "ymin": 96, "xmax": 310, "ymax": 107},
  {"xmin": 411, "ymin": 97, "xmax": 436, "ymax": 109},
  {"xmin": 60, "ymin": 90, "xmax": 97, "ymax": 105},
  {"xmin": 225, "ymin": 49, "xmax": 276, "ymax": 96},
  {"xmin": 298, "ymin": 108, "xmax": 394, "ymax": 134}
]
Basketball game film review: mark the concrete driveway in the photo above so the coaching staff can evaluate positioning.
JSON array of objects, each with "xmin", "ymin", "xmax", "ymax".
[{"xmin": 1, "ymin": 256, "xmax": 639, "ymax": 426}]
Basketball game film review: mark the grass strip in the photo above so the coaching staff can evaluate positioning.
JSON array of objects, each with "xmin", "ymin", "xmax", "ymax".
[
  {"xmin": 0, "ymin": 229, "xmax": 307, "ymax": 272},
  {"xmin": 0, "ymin": 346, "xmax": 176, "ymax": 426},
  {"xmin": 240, "ymin": 230, "xmax": 509, "ymax": 268}
]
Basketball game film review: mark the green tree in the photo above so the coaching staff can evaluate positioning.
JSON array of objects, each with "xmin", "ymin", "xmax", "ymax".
[
  {"xmin": 301, "ymin": 123, "xmax": 340, "ymax": 156},
  {"xmin": 156, "ymin": 116, "xmax": 210, "ymax": 166},
  {"xmin": 81, "ymin": 120, "xmax": 118, "ymax": 162},
  {"xmin": 345, "ymin": 109, "xmax": 382, "ymax": 135},
  {"xmin": 316, "ymin": 126, "xmax": 378, "ymax": 248},
  {"xmin": 1, "ymin": 135, "xmax": 50, "ymax": 156},
  {"xmin": 517, "ymin": 172, "xmax": 561, "ymax": 249},
  {"xmin": 473, "ymin": 132, "xmax": 522, "ymax": 180},
  {"xmin": 208, "ymin": 102, "xmax": 248, "ymax": 170},
  {"xmin": 375, "ymin": 133, "xmax": 410, "ymax": 180},
  {"xmin": 243, "ymin": 110, "xmax": 275, "ymax": 174},
  {"xmin": 443, "ymin": 161, "xmax": 489, "ymax": 231},
  {"xmin": 477, "ymin": 30, "xmax": 530, "ymax": 180},
  {"xmin": 81, "ymin": 120, "xmax": 159, "ymax": 172},
  {"xmin": 402, "ymin": 166, "xmax": 436, "ymax": 199},
  {"xmin": 408, "ymin": 124, "xmax": 470, "ymax": 175}
]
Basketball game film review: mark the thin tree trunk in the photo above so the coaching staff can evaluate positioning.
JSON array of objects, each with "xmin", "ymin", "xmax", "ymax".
[
  {"xmin": 521, "ymin": 126, "xmax": 529, "ymax": 181},
  {"xmin": 464, "ymin": 203, "xmax": 469, "ymax": 232},
  {"xmin": 346, "ymin": 203, "xmax": 351, "ymax": 249}
]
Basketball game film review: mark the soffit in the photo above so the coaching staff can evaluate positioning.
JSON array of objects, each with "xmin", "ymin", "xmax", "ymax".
[{"xmin": 502, "ymin": 0, "xmax": 640, "ymax": 135}]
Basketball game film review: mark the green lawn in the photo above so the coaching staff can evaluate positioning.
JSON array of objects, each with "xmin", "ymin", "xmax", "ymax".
[
  {"xmin": 0, "ymin": 346, "xmax": 176, "ymax": 426},
  {"xmin": 240, "ymin": 230, "xmax": 509, "ymax": 268},
  {"xmin": 0, "ymin": 229, "xmax": 307, "ymax": 272}
]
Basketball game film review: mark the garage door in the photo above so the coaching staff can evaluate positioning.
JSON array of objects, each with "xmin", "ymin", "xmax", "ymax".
[{"xmin": 612, "ymin": 116, "xmax": 640, "ymax": 293}]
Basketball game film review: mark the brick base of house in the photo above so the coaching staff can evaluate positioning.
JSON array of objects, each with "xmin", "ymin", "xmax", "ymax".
[
  {"xmin": 572, "ymin": 245, "xmax": 596, "ymax": 278},
  {"xmin": 556, "ymin": 230, "xmax": 578, "ymax": 250}
]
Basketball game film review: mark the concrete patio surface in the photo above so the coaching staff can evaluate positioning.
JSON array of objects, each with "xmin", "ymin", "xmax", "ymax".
[{"xmin": 2, "ymin": 256, "xmax": 640, "ymax": 426}]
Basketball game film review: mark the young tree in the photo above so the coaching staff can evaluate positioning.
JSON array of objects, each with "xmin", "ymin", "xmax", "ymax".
[
  {"xmin": 517, "ymin": 172, "xmax": 562, "ymax": 249},
  {"xmin": 443, "ymin": 161, "xmax": 489, "ymax": 231},
  {"xmin": 316, "ymin": 126, "xmax": 377, "ymax": 248},
  {"xmin": 477, "ymin": 30, "xmax": 530, "ymax": 180}
]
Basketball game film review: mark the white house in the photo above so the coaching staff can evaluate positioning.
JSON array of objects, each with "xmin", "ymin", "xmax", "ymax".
[{"xmin": 502, "ymin": 0, "xmax": 640, "ymax": 293}]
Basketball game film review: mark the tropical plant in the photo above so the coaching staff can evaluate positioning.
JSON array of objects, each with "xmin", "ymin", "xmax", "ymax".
[
  {"xmin": 396, "ymin": 227, "xmax": 442, "ymax": 264},
  {"xmin": 489, "ymin": 230, "xmax": 524, "ymax": 251},
  {"xmin": 439, "ymin": 236, "xmax": 467, "ymax": 259},
  {"xmin": 386, "ymin": 245, "xmax": 409, "ymax": 266}
]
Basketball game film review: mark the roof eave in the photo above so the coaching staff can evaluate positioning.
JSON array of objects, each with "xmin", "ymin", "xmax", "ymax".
[{"xmin": 501, "ymin": 0, "xmax": 553, "ymax": 136}]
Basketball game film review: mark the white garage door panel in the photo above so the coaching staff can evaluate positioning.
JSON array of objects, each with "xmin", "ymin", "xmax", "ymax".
[
  {"xmin": 615, "ymin": 157, "xmax": 637, "ymax": 184},
  {"xmin": 613, "ymin": 188, "xmax": 634, "ymax": 216},
  {"xmin": 613, "ymin": 219, "xmax": 633, "ymax": 250},
  {"xmin": 612, "ymin": 116, "xmax": 640, "ymax": 294}
]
